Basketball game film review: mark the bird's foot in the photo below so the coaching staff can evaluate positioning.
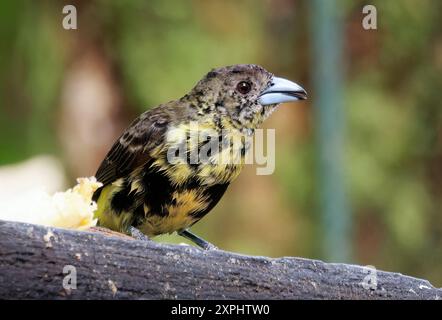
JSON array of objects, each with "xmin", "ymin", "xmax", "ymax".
[
  {"xmin": 178, "ymin": 229, "xmax": 218, "ymax": 251},
  {"xmin": 129, "ymin": 226, "xmax": 151, "ymax": 242},
  {"xmin": 200, "ymin": 242, "xmax": 218, "ymax": 251}
]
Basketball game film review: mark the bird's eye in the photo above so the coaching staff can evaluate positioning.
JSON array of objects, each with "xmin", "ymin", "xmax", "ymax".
[{"xmin": 236, "ymin": 81, "xmax": 252, "ymax": 94}]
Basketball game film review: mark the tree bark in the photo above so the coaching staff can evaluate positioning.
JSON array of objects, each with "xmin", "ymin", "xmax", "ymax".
[{"xmin": 0, "ymin": 220, "xmax": 440, "ymax": 299}]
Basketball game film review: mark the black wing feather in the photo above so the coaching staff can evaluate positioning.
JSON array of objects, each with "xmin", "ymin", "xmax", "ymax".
[{"xmin": 95, "ymin": 110, "xmax": 170, "ymax": 189}]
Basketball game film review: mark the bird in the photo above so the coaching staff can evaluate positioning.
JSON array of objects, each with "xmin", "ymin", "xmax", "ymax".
[{"xmin": 92, "ymin": 64, "xmax": 307, "ymax": 249}]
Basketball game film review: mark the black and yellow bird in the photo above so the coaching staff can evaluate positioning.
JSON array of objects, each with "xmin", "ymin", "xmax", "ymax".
[{"xmin": 93, "ymin": 64, "xmax": 306, "ymax": 249}]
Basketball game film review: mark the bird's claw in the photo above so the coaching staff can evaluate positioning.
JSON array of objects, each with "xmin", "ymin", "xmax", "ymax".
[
  {"xmin": 129, "ymin": 226, "xmax": 151, "ymax": 242},
  {"xmin": 201, "ymin": 243, "xmax": 218, "ymax": 251}
]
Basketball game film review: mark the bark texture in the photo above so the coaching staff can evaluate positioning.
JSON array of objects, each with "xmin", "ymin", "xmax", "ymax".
[{"xmin": 0, "ymin": 220, "xmax": 440, "ymax": 299}]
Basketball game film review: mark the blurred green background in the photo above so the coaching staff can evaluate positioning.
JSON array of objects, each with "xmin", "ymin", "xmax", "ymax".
[{"xmin": 0, "ymin": 0, "xmax": 441, "ymax": 285}]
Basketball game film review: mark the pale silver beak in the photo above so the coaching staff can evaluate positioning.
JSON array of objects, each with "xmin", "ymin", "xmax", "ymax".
[{"xmin": 258, "ymin": 76, "xmax": 307, "ymax": 105}]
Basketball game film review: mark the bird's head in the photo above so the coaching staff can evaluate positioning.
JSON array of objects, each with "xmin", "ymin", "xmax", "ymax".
[{"xmin": 189, "ymin": 64, "xmax": 307, "ymax": 129}]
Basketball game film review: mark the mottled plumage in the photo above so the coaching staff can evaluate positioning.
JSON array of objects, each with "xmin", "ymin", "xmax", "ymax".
[{"xmin": 93, "ymin": 64, "xmax": 306, "ymax": 248}]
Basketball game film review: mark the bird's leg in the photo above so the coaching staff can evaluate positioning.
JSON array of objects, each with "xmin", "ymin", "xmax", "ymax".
[
  {"xmin": 129, "ymin": 226, "xmax": 151, "ymax": 242},
  {"xmin": 178, "ymin": 229, "xmax": 217, "ymax": 250}
]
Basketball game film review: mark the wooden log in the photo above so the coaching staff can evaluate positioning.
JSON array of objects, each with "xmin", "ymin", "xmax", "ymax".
[{"xmin": 0, "ymin": 220, "xmax": 440, "ymax": 299}]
